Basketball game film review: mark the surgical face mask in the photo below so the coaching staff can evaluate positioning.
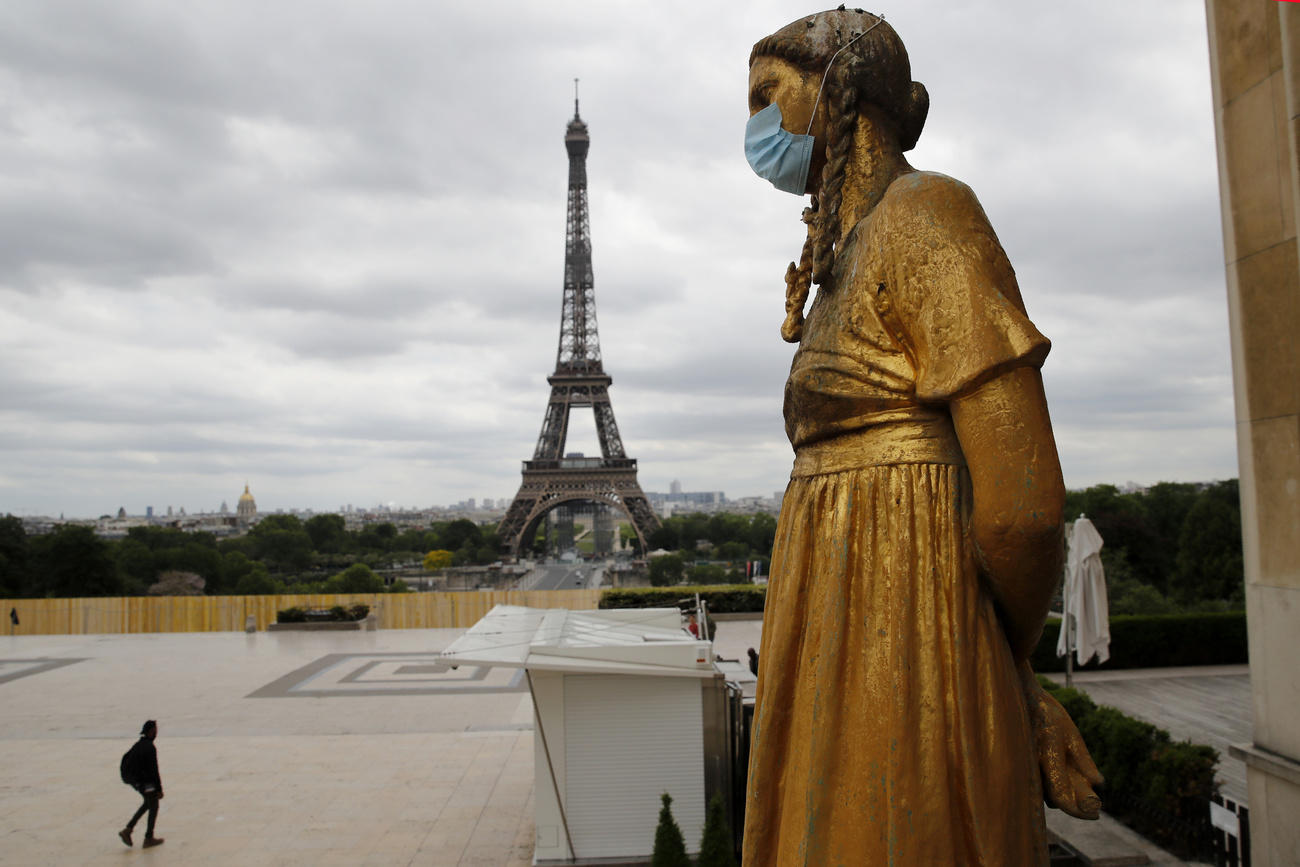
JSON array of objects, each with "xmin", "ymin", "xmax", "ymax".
[
  {"xmin": 745, "ymin": 103, "xmax": 815, "ymax": 196},
  {"xmin": 745, "ymin": 14, "xmax": 888, "ymax": 196}
]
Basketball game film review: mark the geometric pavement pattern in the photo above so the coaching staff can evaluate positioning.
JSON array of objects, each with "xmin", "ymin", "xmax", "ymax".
[
  {"xmin": 0, "ymin": 657, "xmax": 87, "ymax": 685},
  {"xmin": 246, "ymin": 651, "xmax": 526, "ymax": 699}
]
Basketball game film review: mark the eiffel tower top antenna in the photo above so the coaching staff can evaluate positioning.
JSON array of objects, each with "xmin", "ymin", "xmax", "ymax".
[{"xmin": 558, "ymin": 77, "xmax": 597, "ymax": 375}]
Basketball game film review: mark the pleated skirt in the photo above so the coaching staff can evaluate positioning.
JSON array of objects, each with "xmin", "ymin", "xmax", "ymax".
[{"xmin": 742, "ymin": 463, "xmax": 1047, "ymax": 866}]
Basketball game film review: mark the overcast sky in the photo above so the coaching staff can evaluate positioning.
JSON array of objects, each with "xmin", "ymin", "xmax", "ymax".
[{"xmin": 0, "ymin": 1, "xmax": 1235, "ymax": 518}]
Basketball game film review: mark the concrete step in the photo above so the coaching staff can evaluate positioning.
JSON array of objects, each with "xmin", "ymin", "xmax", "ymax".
[{"xmin": 1046, "ymin": 808, "xmax": 1211, "ymax": 866}]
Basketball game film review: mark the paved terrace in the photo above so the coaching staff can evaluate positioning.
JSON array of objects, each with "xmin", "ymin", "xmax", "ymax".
[
  {"xmin": 0, "ymin": 622, "xmax": 763, "ymax": 866},
  {"xmin": 1, "ymin": 629, "xmax": 538, "ymax": 866},
  {"xmin": 0, "ymin": 620, "xmax": 1243, "ymax": 865}
]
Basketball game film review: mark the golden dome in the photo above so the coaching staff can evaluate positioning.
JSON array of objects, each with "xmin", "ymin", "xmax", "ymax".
[{"xmin": 236, "ymin": 483, "xmax": 257, "ymax": 523}]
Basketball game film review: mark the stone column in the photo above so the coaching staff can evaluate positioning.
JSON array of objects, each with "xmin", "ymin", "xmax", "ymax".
[{"xmin": 1204, "ymin": 2, "xmax": 1300, "ymax": 863}]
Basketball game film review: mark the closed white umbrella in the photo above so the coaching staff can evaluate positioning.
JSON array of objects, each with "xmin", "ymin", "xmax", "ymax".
[{"xmin": 1057, "ymin": 516, "xmax": 1110, "ymax": 679}]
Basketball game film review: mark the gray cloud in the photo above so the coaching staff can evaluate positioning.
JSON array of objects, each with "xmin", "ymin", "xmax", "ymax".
[{"xmin": 0, "ymin": 0, "xmax": 1238, "ymax": 516}]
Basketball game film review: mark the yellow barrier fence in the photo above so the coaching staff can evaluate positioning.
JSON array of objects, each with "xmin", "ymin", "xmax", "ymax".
[{"xmin": 0, "ymin": 589, "xmax": 604, "ymax": 636}]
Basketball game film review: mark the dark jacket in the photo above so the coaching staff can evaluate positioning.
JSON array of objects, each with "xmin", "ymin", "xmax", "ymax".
[{"xmin": 128, "ymin": 737, "xmax": 161, "ymax": 789}]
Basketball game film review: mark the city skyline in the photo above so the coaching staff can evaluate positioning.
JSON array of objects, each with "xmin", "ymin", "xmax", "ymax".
[{"xmin": 0, "ymin": 2, "xmax": 1235, "ymax": 518}]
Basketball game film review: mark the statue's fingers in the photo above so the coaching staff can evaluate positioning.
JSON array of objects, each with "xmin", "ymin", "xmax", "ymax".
[
  {"xmin": 1065, "ymin": 731, "xmax": 1104, "ymax": 786},
  {"xmin": 1038, "ymin": 739, "xmax": 1075, "ymax": 809},
  {"xmin": 1068, "ymin": 767, "xmax": 1101, "ymax": 819}
]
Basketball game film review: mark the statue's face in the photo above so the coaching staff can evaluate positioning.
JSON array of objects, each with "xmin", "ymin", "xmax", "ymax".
[{"xmin": 748, "ymin": 54, "xmax": 828, "ymax": 193}]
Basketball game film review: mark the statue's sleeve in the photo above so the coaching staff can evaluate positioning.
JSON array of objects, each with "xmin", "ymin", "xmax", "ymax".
[{"xmin": 876, "ymin": 173, "xmax": 1050, "ymax": 402}]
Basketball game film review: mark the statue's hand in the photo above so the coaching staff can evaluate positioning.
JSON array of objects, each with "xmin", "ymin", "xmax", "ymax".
[{"xmin": 1022, "ymin": 672, "xmax": 1104, "ymax": 819}]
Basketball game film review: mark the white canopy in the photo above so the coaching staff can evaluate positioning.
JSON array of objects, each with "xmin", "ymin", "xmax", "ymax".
[
  {"xmin": 437, "ymin": 605, "xmax": 717, "ymax": 678},
  {"xmin": 1057, "ymin": 516, "xmax": 1111, "ymax": 666}
]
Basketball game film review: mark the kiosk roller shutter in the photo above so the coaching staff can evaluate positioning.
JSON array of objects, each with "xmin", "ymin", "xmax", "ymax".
[{"xmin": 563, "ymin": 674, "xmax": 705, "ymax": 859}]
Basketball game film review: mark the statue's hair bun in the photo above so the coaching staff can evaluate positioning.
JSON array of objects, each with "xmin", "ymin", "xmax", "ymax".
[{"xmin": 897, "ymin": 81, "xmax": 929, "ymax": 152}]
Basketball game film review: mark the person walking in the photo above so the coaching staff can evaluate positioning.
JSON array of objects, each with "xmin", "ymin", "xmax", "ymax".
[{"xmin": 118, "ymin": 720, "xmax": 165, "ymax": 849}]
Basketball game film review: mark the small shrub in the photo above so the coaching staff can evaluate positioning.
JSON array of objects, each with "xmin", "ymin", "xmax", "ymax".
[
  {"xmin": 651, "ymin": 792, "xmax": 690, "ymax": 867},
  {"xmin": 697, "ymin": 792, "xmax": 737, "ymax": 867},
  {"xmin": 276, "ymin": 606, "xmax": 307, "ymax": 623},
  {"xmin": 348, "ymin": 604, "xmax": 369, "ymax": 621}
]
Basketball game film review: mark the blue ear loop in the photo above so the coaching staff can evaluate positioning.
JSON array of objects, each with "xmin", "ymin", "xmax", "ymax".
[{"xmin": 745, "ymin": 14, "xmax": 887, "ymax": 196}]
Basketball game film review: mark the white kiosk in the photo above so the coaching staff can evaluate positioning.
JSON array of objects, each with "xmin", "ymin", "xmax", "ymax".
[{"xmin": 439, "ymin": 605, "xmax": 738, "ymax": 865}]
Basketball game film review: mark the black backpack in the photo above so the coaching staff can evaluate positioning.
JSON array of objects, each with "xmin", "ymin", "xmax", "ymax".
[{"xmin": 120, "ymin": 740, "xmax": 144, "ymax": 785}]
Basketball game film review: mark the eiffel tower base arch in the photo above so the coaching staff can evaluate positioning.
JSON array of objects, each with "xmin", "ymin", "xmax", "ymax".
[{"xmin": 498, "ymin": 460, "xmax": 658, "ymax": 559}]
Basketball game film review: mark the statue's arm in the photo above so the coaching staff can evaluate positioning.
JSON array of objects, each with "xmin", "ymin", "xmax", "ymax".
[
  {"xmin": 949, "ymin": 365, "xmax": 1064, "ymax": 662},
  {"xmin": 950, "ymin": 369, "xmax": 1103, "ymax": 819}
]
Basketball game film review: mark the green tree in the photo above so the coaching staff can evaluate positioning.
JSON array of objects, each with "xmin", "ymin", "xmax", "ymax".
[
  {"xmin": 687, "ymin": 564, "xmax": 727, "ymax": 584},
  {"xmin": 0, "ymin": 515, "xmax": 29, "ymax": 597},
  {"xmin": 248, "ymin": 516, "xmax": 313, "ymax": 573},
  {"xmin": 434, "ymin": 519, "xmax": 482, "ymax": 552},
  {"xmin": 680, "ymin": 514, "xmax": 711, "ymax": 551},
  {"xmin": 323, "ymin": 563, "xmax": 385, "ymax": 594},
  {"xmin": 707, "ymin": 513, "xmax": 750, "ymax": 547},
  {"xmin": 305, "ymin": 514, "xmax": 348, "ymax": 553},
  {"xmin": 1172, "ymin": 480, "xmax": 1243, "ymax": 603},
  {"xmin": 1108, "ymin": 579, "xmax": 1177, "ymax": 616},
  {"xmin": 648, "ymin": 554, "xmax": 685, "ymax": 587},
  {"xmin": 113, "ymin": 537, "xmax": 156, "ymax": 593},
  {"xmin": 697, "ymin": 792, "xmax": 738, "ymax": 867},
  {"xmin": 715, "ymin": 541, "xmax": 749, "ymax": 561},
  {"xmin": 647, "ymin": 521, "xmax": 679, "ymax": 551},
  {"xmin": 357, "ymin": 522, "xmax": 398, "ymax": 551},
  {"xmin": 221, "ymin": 550, "xmax": 257, "ymax": 588},
  {"xmin": 747, "ymin": 513, "xmax": 777, "ymax": 558},
  {"xmin": 395, "ymin": 527, "xmax": 435, "ymax": 555},
  {"xmin": 29, "ymin": 525, "xmax": 120, "ymax": 597},
  {"xmin": 234, "ymin": 566, "xmax": 281, "ymax": 596},
  {"xmin": 1139, "ymin": 482, "xmax": 1201, "ymax": 588},
  {"xmin": 651, "ymin": 793, "xmax": 690, "ymax": 867}
]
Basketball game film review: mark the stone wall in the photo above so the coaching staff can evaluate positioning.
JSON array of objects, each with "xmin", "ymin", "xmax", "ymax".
[{"xmin": 1205, "ymin": 2, "xmax": 1300, "ymax": 863}]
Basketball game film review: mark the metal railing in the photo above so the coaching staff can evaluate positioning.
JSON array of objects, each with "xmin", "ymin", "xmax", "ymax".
[{"xmin": 1102, "ymin": 790, "xmax": 1249, "ymax": 865}]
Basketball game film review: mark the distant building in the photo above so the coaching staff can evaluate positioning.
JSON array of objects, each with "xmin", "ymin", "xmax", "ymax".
[{"xmin": 236, "ymin": 484, "xmax": 258, "ymax": 526}]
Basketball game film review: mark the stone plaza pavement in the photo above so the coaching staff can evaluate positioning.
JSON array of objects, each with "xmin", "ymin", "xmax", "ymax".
[
  {"xmin": 1, "ymin": 628, "xmax": 541, "ymax": 866},
  {"xmin": 0, "ymin": 622, "xmax": 765, "ymax": 866},
  {"xmin": 1, "ymin": 619, "xmax": 1241, "ymax": 866}
]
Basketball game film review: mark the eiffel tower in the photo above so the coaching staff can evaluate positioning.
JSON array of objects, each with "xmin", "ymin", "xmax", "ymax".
[{"xmin": 498, "ymin": 89, "xmax": 660, "ymax": 557}]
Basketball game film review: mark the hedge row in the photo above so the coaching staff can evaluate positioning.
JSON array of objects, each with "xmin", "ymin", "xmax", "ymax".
[
  {"xmin": 1030, "ymin": 612, "xmax": 1246, "ymax": 672},
  {"xmin": 602, "ymin": 589, "xmax": 1247, "ymax": 671},
  {"xmin": 600, "ymin": 586, "xmax": 766, "ymax": 614},
  {"xmin": 276, "ymin": 604, "xmax": 369, "ymax": 623},
  {"xmin": 1040, "ymin": 677, "xmax": 1218, "ymax": 858}
]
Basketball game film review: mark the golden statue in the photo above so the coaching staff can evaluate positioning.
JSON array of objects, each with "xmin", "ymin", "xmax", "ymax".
[{"xmin": 742, "ymin": 10, "xmax": 1102, "ymax": 864}]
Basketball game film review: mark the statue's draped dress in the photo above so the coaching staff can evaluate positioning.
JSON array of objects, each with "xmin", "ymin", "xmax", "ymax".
[{"xmin": 743, "ymin": 171, "xmax": 1051, "ymax": 866}]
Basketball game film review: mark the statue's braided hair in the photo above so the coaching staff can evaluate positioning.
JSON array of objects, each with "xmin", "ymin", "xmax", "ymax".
[{"xmin": 752, "ymin": 9, "xmax": 928, "ymax": 342}]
